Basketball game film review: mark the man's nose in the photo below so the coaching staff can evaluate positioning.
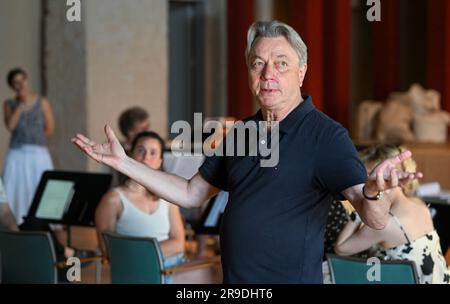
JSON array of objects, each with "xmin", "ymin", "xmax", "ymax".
[{"xmin": 261, "ymin": 63, "xmax": 275, "ymax": 80}]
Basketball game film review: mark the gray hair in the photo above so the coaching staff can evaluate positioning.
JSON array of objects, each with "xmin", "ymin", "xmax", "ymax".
[{"xmin": 245, "ymin": 20, "xmax": 308, "ymax": 67}]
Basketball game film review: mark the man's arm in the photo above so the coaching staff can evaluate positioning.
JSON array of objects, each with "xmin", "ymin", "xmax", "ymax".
[
  {"xmin": 342, "ymin": 184, "xmax": 390, "ymax": 230},
  {"xmin": 118, "ymin": 157, "xmax": 219, "ymax": 209},
  {"xmin": 72, "ymin": 125, "xmax": 219, "ymax": 209}
]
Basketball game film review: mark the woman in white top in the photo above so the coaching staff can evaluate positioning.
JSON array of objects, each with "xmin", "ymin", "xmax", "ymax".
[
  {"xmin": 335, "ymin": 143, "xmax": 450, "ymax": 284},
  {"xmin": 96, "ymin": 131, "xmax": 185, "ymax": 271}
]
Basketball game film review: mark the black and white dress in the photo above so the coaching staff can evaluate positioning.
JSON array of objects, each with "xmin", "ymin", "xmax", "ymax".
[{"xmin": 383, "ymin": 212, "xmax": 450, "ymax": 284}]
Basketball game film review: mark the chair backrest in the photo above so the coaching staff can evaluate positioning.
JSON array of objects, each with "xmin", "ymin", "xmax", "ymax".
[
  {"xmin": 103, "ymin": 232, "xmax": 165, "ymax": 284},
  {"xmin": 327, "ymin": 254, "xmax": 419, "ymax": 284},
  {"xmin": 0, "ymin": 230, "xmax": 57, "ymax": 284}
]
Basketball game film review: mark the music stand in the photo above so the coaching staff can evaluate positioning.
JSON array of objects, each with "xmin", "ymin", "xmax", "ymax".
[
  {"xmin": 194, "ymin": 191, "xmax": 228, "ymax": 235},
  {"xmin": 24, "ymin": 170, "xmax": 112, "ymax": 247}
]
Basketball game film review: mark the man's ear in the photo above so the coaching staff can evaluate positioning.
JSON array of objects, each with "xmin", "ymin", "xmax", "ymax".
[{"xmin": 299, "ymin": 64, "xmax": 307, "ymax": 88}]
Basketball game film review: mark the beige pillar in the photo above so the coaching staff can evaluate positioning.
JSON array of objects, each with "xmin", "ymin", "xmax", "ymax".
[{"xmin": 45, "ymin": 0, "xmax": 168, "ymax": 172}]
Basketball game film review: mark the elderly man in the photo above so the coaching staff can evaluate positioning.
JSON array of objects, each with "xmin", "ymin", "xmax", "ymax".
[{"xmin": 73, "ymin": 21, "xmax": 422, "ymax": 283}]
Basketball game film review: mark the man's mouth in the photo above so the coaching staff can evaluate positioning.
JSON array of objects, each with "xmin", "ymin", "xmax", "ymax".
[{"xmin": 261, "ymin": 89, "xmax": 278, "ymax": 94}]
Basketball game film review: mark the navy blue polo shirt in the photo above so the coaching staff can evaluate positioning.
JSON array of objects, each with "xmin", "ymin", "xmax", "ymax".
[{"xmin": 199, "ymin": 96, "xmax": 367, "ymax": 283}]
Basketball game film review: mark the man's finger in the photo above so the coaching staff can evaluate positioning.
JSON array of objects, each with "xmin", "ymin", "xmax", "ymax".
[
  {"xmin": 72, "ymin": 138, "xmax": 101, "ymax": 162},
  {"xmin": 74, "ymin": 133, "xmax": 92, "ymax": 145},
  {"xmin": 376, "ymin": 169, "xmax": 385, "ymax": 191},
  {"xmin": 397, "ymin": 171, "xmax": 423, "ymax": 181},
  {"xmin": 105, "ymin": 124, "xmax": 119, "ymax": 142},
  {"xmin": 370, "ymin": 161, "xmax": 388, "ymax": 177},
  {"xmin": 82, "ymin": 145, "xmax": 101, "ymax": 163},
  {"xmin": 390, "ymin": 168, "xmax": 398, "ymax": 188},
  {"xmin": 72, "ymin": 138, "xmax": 90, "ymax": 150},
  {"xmin": 390, "ymin": 150, "xmax": 412, "ymax": 166}
]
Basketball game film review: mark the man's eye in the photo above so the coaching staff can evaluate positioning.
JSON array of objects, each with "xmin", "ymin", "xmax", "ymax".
[
  {"xmin": 252, "ymin": 61, "xmax": 264, "ymax": 69},
  {"xmin": 276, "ymin": 61, "xmax": 288, "ymax": 68}
]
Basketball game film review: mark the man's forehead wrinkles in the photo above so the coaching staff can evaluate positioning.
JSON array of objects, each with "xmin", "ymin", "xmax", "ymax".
[{"xmin": 251, "ymin": 50, "xmax": 292, "ymax": 60}]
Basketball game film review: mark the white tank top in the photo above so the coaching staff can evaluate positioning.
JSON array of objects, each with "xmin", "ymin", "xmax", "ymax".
[{"xmin": 115, "ymin": 188, "xmax": 171, "ymax": 242}]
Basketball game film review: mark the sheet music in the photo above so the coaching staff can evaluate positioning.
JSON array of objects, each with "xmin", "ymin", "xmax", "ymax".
[{"xmin": 36, "ymin": 180, "xmax": 75, "ymax": 220}]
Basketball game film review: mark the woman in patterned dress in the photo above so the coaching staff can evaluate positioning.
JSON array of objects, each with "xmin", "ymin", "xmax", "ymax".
[{"xmin": 335, "ymin": 143, "xmax": 450, "ymax": 284}]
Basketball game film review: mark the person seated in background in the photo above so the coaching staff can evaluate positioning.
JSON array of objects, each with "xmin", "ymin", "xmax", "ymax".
[
  {"xmin": 95, "ymin": 131, "xmax": 185, "ymax": 282},
  {"xmin": 0, "ymin": 177, "xmax": 19, "ymax": 231},
  {"xmin": 322, "ymin": 199, "xmax": 383, "ymax": 283},
  {"xmin": 118, "ymin": 106, "xmax": 150, "ymax": 154},
  {"xmin": 324, "ymin": 200, "xmax": 385, "ymax": 259},
  {"xmin": 335, "ymin": 143, "xmax": 450, "ymax": 284}
]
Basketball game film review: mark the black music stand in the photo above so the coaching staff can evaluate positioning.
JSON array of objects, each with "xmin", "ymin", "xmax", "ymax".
[
  {"xmin": 194, "ymin": 191, "xmax": 229, "ymax": 235},
  {"xmin": 24, "ymin": 170, "xmax": 112, "ymax": 247}
]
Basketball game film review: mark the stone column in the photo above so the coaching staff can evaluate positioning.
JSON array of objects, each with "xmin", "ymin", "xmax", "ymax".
[{"xmin": 44, "ymin": 0, "xmax": 168, "ymax": 171}]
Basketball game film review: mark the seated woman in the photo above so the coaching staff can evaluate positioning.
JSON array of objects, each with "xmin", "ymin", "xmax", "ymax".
[
  {"xmin": 335, "ymin": 143, "xmax": 450, "ymax": 284},
  {"xmin": 95, "ymin": 131, "xmax": 185, "ymax": 281}
]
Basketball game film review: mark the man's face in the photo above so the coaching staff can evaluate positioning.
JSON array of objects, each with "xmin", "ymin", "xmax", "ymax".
[{"xmin": 248, "ymin": 36, "xmax": 307, "ymax": 112}]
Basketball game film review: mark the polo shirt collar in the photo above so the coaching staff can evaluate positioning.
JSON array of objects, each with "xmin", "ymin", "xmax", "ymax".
[{"xmin": 255, "ymin": 96, "xmax": 316, "ymax": 134}]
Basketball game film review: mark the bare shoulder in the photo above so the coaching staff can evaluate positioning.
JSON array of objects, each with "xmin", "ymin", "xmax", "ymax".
[
  {"xmin": 414, "ymin": 197, "xmax": 434, "ymax": 219},
  {"xmin": 99, "ymin": 190, "xmax": 121, "ymax": 209}
]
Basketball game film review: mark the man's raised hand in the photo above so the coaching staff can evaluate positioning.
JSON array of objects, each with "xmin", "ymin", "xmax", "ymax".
[
  {"xmin": 365, "ymin": 150, "xmax": 423, "ymax": 196},
  {"xmin": 71, "ymin": 124, "xmax": 126, "ymax": 169}
]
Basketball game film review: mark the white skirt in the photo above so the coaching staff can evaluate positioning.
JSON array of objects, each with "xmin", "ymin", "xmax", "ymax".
[{"xmin": 2, "ymin": 144, "xmax": 53, "ymax": 225}]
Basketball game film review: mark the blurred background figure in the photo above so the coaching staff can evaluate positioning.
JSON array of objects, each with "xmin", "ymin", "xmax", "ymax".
[
  {"xmin": 2, "ymin": 67, "xmax": 55, "ymax": 225},
  {"xmin": 118, "ymin": 106, "xmax": 150, "ymax": 154}
]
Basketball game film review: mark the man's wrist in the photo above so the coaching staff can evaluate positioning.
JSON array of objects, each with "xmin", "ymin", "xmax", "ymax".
[
  {"xmin": 362, "ymin": 184, "xmax": 383, "ymax": 201},
  {"xmin": 116, "ymin": 154, "xmax": 131, "ymax": 173}
]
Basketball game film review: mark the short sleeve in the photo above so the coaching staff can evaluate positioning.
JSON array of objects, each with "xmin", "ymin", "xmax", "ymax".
[
  {"xmin": 0, "ymin": 178, "xmax": 8, "ymax": 203},
  {"xmin": 198, "ymin": 154, "xmax": 228, "ymax": 191},
  {"xmin": 315, "ymin": 126, "xmax": 367, "ymax": 196}
]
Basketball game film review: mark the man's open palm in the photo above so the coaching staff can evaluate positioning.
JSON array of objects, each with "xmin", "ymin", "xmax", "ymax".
[{"xmin": 71, "ymin": 124, "xmax": 126, "ymax": 169}]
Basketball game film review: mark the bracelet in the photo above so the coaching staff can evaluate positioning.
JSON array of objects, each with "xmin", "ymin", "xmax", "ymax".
[{"xmin": 362, "ymin": 185, "xmax": 383, "ymax": 201}]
